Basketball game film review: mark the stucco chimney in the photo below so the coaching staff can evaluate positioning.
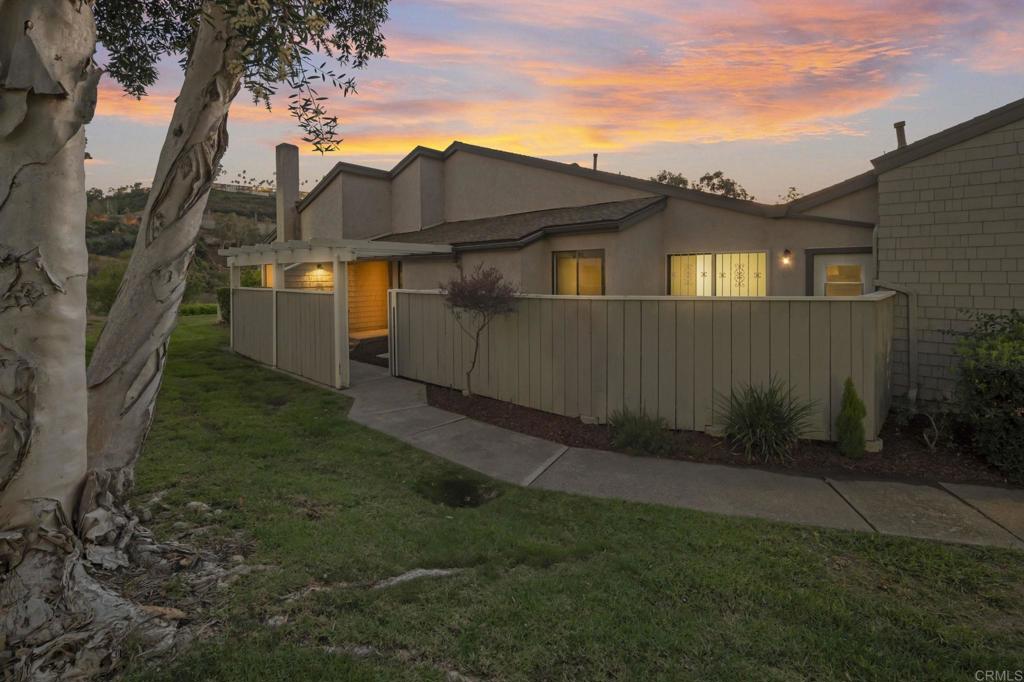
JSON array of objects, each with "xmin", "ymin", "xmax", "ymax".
[
  {"xmin": 275, "ymin": 143, "xmax": 300, "ymax": 241},
  {"xmin": 593, "ymin": 153, "xmax": 598, "ymax": 170},
  {"xmin": 894, "ymin": 121, "xmax": 907, "ymax": 149}
]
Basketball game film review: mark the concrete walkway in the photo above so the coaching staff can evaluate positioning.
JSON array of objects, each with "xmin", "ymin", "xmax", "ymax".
[{"xmin": 344, "ymin": 362, "xmax": 1024, "ymax": 550}]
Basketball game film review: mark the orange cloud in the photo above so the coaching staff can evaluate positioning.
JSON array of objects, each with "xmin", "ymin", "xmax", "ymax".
[{"xmin": 94, "ymin": 82, "xmax": 282, "ymax": 125}]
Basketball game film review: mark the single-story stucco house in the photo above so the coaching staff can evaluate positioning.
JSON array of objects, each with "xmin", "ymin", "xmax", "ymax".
[{"xmin": 224, "ymin": 95, "xmax": 1024, "ymax": 412}]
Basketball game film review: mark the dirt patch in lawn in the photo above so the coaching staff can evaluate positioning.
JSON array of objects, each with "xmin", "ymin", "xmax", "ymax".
[
  {"xmin": 414, "ymin": 471, "xmax": 501, "ymax": 508},
  {"xmin": 349, "ymin": 336, "xmax": 389, "ymax": 368},
  {"xmin": 426, "ymin": 385, "xmax": 1017, "ymax": 487}
]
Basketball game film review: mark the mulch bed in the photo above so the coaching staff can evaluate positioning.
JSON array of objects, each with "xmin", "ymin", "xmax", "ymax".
[
  {"xmin": 350, "ymin": 336, "xmax": 390, "ymax": 368},
  {"xmin": 426, "ymin": 385, "xmax": 1018, "ymax": 487}
]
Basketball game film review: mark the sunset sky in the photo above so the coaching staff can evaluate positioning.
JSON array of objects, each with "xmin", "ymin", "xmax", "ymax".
[{"xmin": 85, "ymin": 0, "xmax": 1024, "ymax": 202}]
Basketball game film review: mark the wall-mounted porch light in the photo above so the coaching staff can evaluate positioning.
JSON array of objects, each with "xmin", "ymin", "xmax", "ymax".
[{"xmin": 781, "ymin": 249, "xmax": 793, "ymax": 266}]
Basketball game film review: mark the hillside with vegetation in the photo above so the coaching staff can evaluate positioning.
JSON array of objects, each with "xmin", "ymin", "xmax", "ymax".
[{"xmin": 87, "ymin": 184, "xmax": 276, "ymax": 312}]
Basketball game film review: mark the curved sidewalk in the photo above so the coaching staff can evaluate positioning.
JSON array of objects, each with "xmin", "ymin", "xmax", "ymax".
[{"xmin": 344, "ymin": 362, "xmax": 1024, "ymax": 550}]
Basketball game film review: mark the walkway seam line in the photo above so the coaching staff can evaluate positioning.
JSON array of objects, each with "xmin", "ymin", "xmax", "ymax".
[
  {"xmin": 824, "ymin": 478, "xmax": 879, "ymax": 533},
  {"xmin": 405, "ymin": 415, "xmax": 467, "ymax": 438},
  {"xmin": 939, "ymin": 483, "xmax": 1024, "ymax": 544},
  {"xmin": 522, "ymin": 446, "xmax": 569, "ymax": 487},
  {"xmin": 353, "ymin": 401, "xmax": 432, "ymax": 416}
]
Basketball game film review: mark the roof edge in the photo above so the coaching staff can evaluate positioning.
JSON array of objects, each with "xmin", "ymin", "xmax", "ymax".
[
  {"xmin": 452, "ymin": 196, "xmax": 667, "ymax": 251},
  {"xmin": 871, "ymin": 96, "xmax": 1024, "ymax": 173},
  {"xmin": 784, "ymin": 170, "xmax": 877, "ymax": 215}
]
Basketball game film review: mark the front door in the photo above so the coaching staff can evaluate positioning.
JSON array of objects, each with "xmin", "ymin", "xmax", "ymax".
[{"xmin": 812, "ymin": 252, "xmax": 874, "ymax": 296}]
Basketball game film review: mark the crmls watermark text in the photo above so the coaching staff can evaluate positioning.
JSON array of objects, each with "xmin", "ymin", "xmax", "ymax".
[{"xmin": 975, "ymin": 671, "xmax": 1024, "ymax": 682}]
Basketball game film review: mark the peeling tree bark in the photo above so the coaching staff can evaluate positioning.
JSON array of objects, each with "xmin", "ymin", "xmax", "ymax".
[
  {"xmin": 0, "ymin": 0, "xmax": 97, "ymax": 536},
  {"xmin": 85, "ymin": 5, "xmax": 242, "ymax": 522}
]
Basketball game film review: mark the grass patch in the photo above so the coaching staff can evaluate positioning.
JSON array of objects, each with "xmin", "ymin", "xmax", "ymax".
[{"xmin": 124, "ymin": 317, "xmax": 1024, "ymax": 681}]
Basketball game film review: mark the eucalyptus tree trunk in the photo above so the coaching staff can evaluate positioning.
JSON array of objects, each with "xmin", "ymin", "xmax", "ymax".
[
  {"xmin": 0, "ymin": 3, "xmax": 178, "ymax": 678},
  {"xmin": 84, "ymin": 5, "xmax": 242, "ymax": 527}
]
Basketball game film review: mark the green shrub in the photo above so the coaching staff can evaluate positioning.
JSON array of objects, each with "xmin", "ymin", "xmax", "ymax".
[
  {"xmin": 608, "ymin": 409, "xmax": 673, "ymax": 456},
  {"xmin": 87, "ymin": 260, "xmax": 127, "ymax": 314},
  {"xmin": 239, "ymin": 266, "xmax": 262, "ymax": 288},
  {"xmin": 954, "ymin": 310, "xmax": 1024, "ymax": 480},
  {"xmin": 836, "ymin": 377, "xmax": 867, "ymax": 457},
  {"xmin": 179, "ymin": 303, "xmax": 218, "ymax": 316},
  {"xmin": 216, "ymin": 287, "xmax": 231, "ymax": 323},
  {"xmin": 718, "ymin": 377, "xmax": 815, "ymax": 463}
]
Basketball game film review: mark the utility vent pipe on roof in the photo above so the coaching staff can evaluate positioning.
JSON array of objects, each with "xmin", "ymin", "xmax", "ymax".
[
  {"xmin": 593, "ymin": 153, "xmax": 598, "ymax": 170},
  {"xmin": 894, "ymin": 121, "xmax": 907, "ymax": 149}
]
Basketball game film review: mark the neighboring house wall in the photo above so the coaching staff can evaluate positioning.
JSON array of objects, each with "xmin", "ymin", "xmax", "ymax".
[
  {"xmin": 796, "ymin": 186, "xmax": 879, "ymax": 223},
  {"xmin": 442, "ymin": 151, "xmax": 650, "ymax": 222},
  {"xmin": 876, "ymin": 118, "xmax": 1024, "ymax": 402}
]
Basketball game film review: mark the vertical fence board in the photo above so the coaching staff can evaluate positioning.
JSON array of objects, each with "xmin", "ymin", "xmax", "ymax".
[
  {"xmin": 711, "ymin": 301, "xmax": 732, "ymax": 424},
  {"xmin": 693, "ymin": 301, "xmax": 714, "ymax": 429},
  {"xmin": 675, "ymin": 301, "xmax": 695, "ymax": 431},
  {"xmin": 564, "ymin": 301, "xmax": 579, "ymax": 417},
  {"xmin": 750, "ymin": 302, "xmax": 771, "ymax": 386},
  {"xmin": 528, "ymin": 298, "xmax": 542, "ymax": 409},
  {"xmin": 590, "ymin": 300, "xmax": 608, "ymax": 422},
  {"xmin": 552, "ymin": 299, "xmax": 566, "ymax": 415},
  {"xmin": 829, "ymin": 302, "xmax": 852, "ymax": 440},
  {"xmin": 769, "ymin": 301, "xmax": 790, "ymax": 383},
  {"xmin": 516, "ymin": 303, "xmax": 530, "ymax": 404},
  {"xmin": 578, "ymin": 301, "xmax": 592, "ymax": 420},
  {"xmin": 789, "ymin": 301, "xmax": 811, "ymax": 411},
  {"xmin": 657, "ymin": 301, "xmax": 676, "ymax": 427},
  {"xmin": 607, "ymin": 300, "xmax": 624, "ymax": 416},
  {"xmin": 731, "ymin": 301, "xmax": 751, "ymax": 391},
  {"xmin": 641, "ymin": 300, "xmax": 660, "ymax": 416},
  {"xmin": 808, "ymin": 301, "xmax": 831, "ymax": 439},
  {"xmin": 623, "ymin": 301, "xmax": 643, "ymax": 413},
  {"xmin": 856, "ymin": 301, "xmax": 877, "ymax": 439},
  {"xmin": 540, "ymin": 299, "xmax": 554, "ymax": 413}
]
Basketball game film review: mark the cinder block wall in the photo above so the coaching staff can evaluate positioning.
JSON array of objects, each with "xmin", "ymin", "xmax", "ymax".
[{"xmin": 877, "ymin": 119, "xmax": 1024, "ymax": 403}]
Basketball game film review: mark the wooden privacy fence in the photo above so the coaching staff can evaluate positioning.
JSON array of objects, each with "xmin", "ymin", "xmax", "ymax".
[
  {"xmin": 231, "ymin": 288, "xmax": 341, "ymax": 387},
  {"xmin": 389, "ymin": 290, "xmax": 896, "ymax": 441}
]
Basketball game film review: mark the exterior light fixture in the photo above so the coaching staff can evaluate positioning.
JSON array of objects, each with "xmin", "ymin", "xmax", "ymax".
[{"xmin": 781, "ymin": 249, "xmax": 793, "ymax": 266}]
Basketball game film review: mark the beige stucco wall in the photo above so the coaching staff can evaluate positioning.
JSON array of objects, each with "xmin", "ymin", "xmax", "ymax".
[
  {"xmin": 342, "ymin": 174, "xmax": 391, "ymax": 239},
  {"xmin": 442, "ymin": 151, "xmax": 651, "ymax": 221},
  {"xmin": 797, "ymin": 185, "xmax": 878, "ymax": 223},
  {"xmin": 877, "ymin": 118, "xmax": 1024, "ymax": 402},
  {"xmin": 390, "ymin": 158, "xmax": 422, "ymax": 234},
  {"xmin": 299, "ymin": 179, "xmax": 343, "ymax": 241},
  {"xmin": 399, "ymin": 257, "xmax": 460, "ymax": 290}
]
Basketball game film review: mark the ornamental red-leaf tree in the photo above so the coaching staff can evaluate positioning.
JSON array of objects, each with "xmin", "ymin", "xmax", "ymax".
[
  {"xmin": 0, "ymin": 1, "xmax": 387, "ymax": 678},
  {"xmin": 441, "ymin": 265, "xmax": 519, "ymax": 396}
]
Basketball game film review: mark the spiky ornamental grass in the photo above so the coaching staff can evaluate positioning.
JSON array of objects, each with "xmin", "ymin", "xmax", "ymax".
[{"xmin": 718, "ymin": 377, "xmax": 816, "ymax": 463}]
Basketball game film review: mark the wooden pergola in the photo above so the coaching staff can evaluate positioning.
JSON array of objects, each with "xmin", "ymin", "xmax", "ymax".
[{"xmin": 220, "ymin": 239, "xmax": 451, "ymax": 388}]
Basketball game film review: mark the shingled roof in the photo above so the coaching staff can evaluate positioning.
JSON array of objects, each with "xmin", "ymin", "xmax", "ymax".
[{"xmin": 375, "ymin": 196, "xmax": 666, "ymax": 250}]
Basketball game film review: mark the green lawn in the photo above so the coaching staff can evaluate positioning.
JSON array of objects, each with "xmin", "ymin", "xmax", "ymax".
[{"xmin": 125, "ymin": 317, "xmax": 1024, "ymax": 681}]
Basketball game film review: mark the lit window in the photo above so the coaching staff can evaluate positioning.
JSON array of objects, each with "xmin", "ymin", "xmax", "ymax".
[
  {"xmin": 668, "ymin": 252, "xmax": 766, "ymax": 296},
  {"xmin": 824, "ymin": 264, "xmax": 863, "ymax": 296},
  {"xmin": 553, "ymin": 250, "xmax": 604, "ymax": 295}
]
